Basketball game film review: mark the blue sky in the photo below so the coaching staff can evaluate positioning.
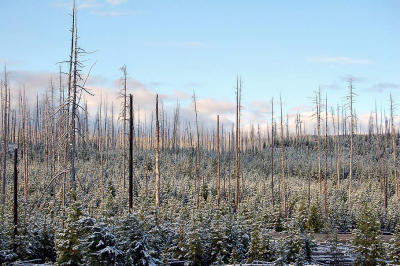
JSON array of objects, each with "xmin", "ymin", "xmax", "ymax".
[{"xmin": 1, "ymin": 0, "xmax": 399, "ymax": 130}]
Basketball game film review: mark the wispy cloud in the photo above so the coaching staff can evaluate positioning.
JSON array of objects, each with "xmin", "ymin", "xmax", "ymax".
[
  {"xmin": 183, "ymin": 42, "xmax": 206, "ymax": 47},
  {"xmin": 340, "ymin": 75, "xmax": 366, "ymax": 83},
  {"xmin": 290, "ymin": 104, "xmax": 313, "ymax": 113},
  {"xmin": 307, "ymin": 57, "xmax": 372, "ymax": 65},
  {"xmin": 321, "ymin": 83, "xmax": 340, "ymax": 90},
  {"xmin": 251, "ymin": 100, "xmax": 271, "ymax": 114},
  {"xmin": 145, "ymin": 41, "xmax": 206, "ymax": 48},
  {"xmin": 106, "ymin": 0, "xmax": 127, "ymax": 5},
  {"xmin": 184, "ymin": 81, "xmax": 202, "ymax": 89},
  {"xmin": 366, "ymin": 82, "xmax": 400, "ymax": 93},
  {"xmin": 173, "ymin": 90, "xmax": 191, "ymax": 100},
  {"xmin": 91, "ymin": 9, "xmax": 140, "ymax": 16},
  {"xmin": 53, "ymin": 0, "xmax": 101, "ymax": 9},
  {"xmin": 0, "ymin": 58, "xmax": 23, "ymax": 66}
]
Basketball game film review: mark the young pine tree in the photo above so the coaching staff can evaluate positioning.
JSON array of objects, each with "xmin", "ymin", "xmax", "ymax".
[
  {"xmin": 352, "ymin": 204, "xmax": 384, "ymax": 265},
  {"xmin": 55, "ymin": 201, "xmax": 84, "ymax": 265}
]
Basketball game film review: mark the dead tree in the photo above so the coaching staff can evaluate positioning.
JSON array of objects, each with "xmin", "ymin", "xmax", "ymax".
[
  {"xmin": 336, "ymin": 105, "xmax": 341, "ymax": 189},
  {"xmin": 317, "ymin": 88, "xmax": 322, "ymax": 198},
  {"xmin": 155, "ymin": 94, "xmax": 160, "ymax": 207},
  {"xmin": 70, "ymin": 15, "xmax": 79, "ymax": 197},
  {"xmin": 120, "ymin": 65, "xmax": 128, "ymax": 191},
  {"xmin": 280, "ymin": 95, "xmax": 286, "ymax": 217},
  {"xmin": 216, "ymin": 115, "xmax": 221, "ymax": 205},
  {"xmin": 13, "ymin": 148, "xmax": 18, "ymax": 245},
  {"xmin": 63, "ymin": 0, "xmax": 76, "ymax": 204},
  {"xmin": 390, "ymin": 94, "xmax": 398, "ymax": 198},
  {"xmin": 193, "ymin": 92, "xmax": 200, "ymax": 205},
  {"xmin": 128, "ymin": 94, "xmax": 133, "ymax": 211},
  {"xmin": 235, "ymin": 78, "xmax": 241, "ymax": 212},
  {"xmin": 271, "ymin": 98, "xmax": 275, "ymax": 206},
  {"xmin": 324, "ymin": 94, "xmax": 328, "ymax": 217},
  {"xmin": 347, "ymin": 79, "xmax": 355, "ymax": 203},
  {"xmin": 1, "ymin": 66, "xmax": 8, "ymax": 207}
]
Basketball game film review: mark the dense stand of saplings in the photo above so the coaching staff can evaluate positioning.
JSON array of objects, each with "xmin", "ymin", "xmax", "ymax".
[
  {"xmin": 1, "ymin": 1, "xmax": 400, "ymax": 265},
  {"xmin": 0, "ymin": 135, "xmax": 400, "ymax": 264}
]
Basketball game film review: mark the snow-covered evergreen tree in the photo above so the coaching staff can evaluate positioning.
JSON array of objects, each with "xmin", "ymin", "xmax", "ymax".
[
  {"xmin": 186, "ymin": 218, "xmax": 203, "ymax": 265},
  {"xmin": 79, "ymin": 217, "xmax": 123, "ymax": 265},
  {"xmin": 352, "ymin": 203, "xmax": 384, "ymax": 265},
  {"xmin": 116, "ymin": 213, "xmax": 157, "ymax": 265},
  {"xmin": 210, "ymin": 212, "xmax": 228, "ymax": 264},
  {"xmin": 388, "ymin": 225, "xmax": 400, "ymax": 264},
  {"xmin": 55, "ymin": 201, "xmax": 84, "ymax": 265}
]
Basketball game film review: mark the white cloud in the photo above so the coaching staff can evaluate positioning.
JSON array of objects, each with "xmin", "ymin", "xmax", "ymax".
[
  {"xmin": 92, "ymin": 9, "xmax": 140, "ymax": 16},
  {"xmin": 144, "ymin": 41, "xmax": 206, "ymax": 48},
  {"xmin": 366, "ymin": 82, "xmax": 400, "ymax": 93},
  {"xmin": 106, "ymin": 0, "xmax": 127, "ymax": 5},
  {"xmin": 307, "ymin": 57, "xmax": 372, "ymax": 65},
  {"xmin": 290, "ymin": 104, "xmax": 313, "ymax": 113},
  {"xmin": 173, "ymin": 90, "xmax": 191, "ymax": 100},
  {"xmin": 53, "ymin": 0, "xmax": 101, "ymax": 9},
  {"xmin": 251, "ymin": 100, "xmax": 271, "ymax": 114}
]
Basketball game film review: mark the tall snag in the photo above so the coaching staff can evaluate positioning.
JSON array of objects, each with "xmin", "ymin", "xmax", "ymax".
[
  {"xmin": 347, "ymin": 79, "xmax": 355, "ymax": 203},
  {"xmin": 13, "ymin": 148, "xmax": 18, "ymax": 246},
  {"xmin": 390, "ymin": 94, "xmax": 398, "ymax": 198},
  {"xmin": 155, "ymin": 94, "xmax": 160, "ymax": 207},
  {"xmin": 280, "ymin": 95, "xmax": 286, "ymax": 217},
  {"xmin": 192, "ymin": 92, "xmax": 200, "ymax": 206},
  {"xmin": 235, "ymin": 77, "xmax": 241, "ymax": 212},
  {"xmin": 324, "ymin": 94, "xmax": 328, "ymax": 216},
  {"xmin": 216, "ymin": 115, "xmax": 221, "ymax": 205},
  {"xmin": 271, "ymin": 98, "xmax": 274, "ymax": 206},
  {"xmin": 120, "ymin": 65, "xmax": 128, "ymax": 191},
  {"xmin": 128, "ymin": 94, "xmax": 133, "ymax": 211},
  {"xmin": 1, "ymin": 66, "xmax": 8, "ymax": 207}
]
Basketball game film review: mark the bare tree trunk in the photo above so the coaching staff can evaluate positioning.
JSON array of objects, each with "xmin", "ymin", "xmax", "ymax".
[
  {"xmin": 324, "ymin": 94, "xmax": 328, "ymax": 217},
  {"xmin": 128, "ymin": 94, "xmax": 133, "ymax": 211},
  {"xmin": 121, "ymin": 66, "xmax": 127, "ymax": 191},
  {"xmin": 193, "ymin": 92, "xmax": 200, "ymax": 206},
  {"xmin": 280, "ymin": 95, "xmax": 286, "ymax": 217},
  {"xmin": 155, "ymin": 94, "xmax": 160, "ymax": 207},
  {"xmin": 13, "ymin": 148, "xmax": 18, "ymax": 245},
  {"xmin": 271, "ymin": 98, "xmax": 274, "ymax": 206},
  {"xmin": 317, "ymin": 88, "xmax": 322, "ymax": 198},
  {"xmin": 390, "ymin": 94, "xmax": 398, "ymax": 199},
  {"xmin": 235, "ymin": 78, "xmax": 241, "ymax": 212},
  {"xmin": 348, "ymin": 79, "xmax": 354, "ymax": 203},
  {"xmin": 64, "ymin": 0, "xmax": 76, "ymax": 204},
  {"xmin": 216, "ymin": 115, "xmax": 221, "ymax": 205},
  {"xmin": 70, "ymin": 19, "xmax": 79, "ymax": 198},
  {"xmin": 1, "ymin": 66, "xmax": 8, "ymax": 207},
  {"xmin": 336, "ymin": 105, "xmax": 340, "ymax": 189}
]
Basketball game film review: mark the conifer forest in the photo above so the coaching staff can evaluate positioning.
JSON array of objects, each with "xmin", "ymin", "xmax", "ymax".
[{"xmin": 1, "ymin": 0, "xmax": 400, "ymax": 265}]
